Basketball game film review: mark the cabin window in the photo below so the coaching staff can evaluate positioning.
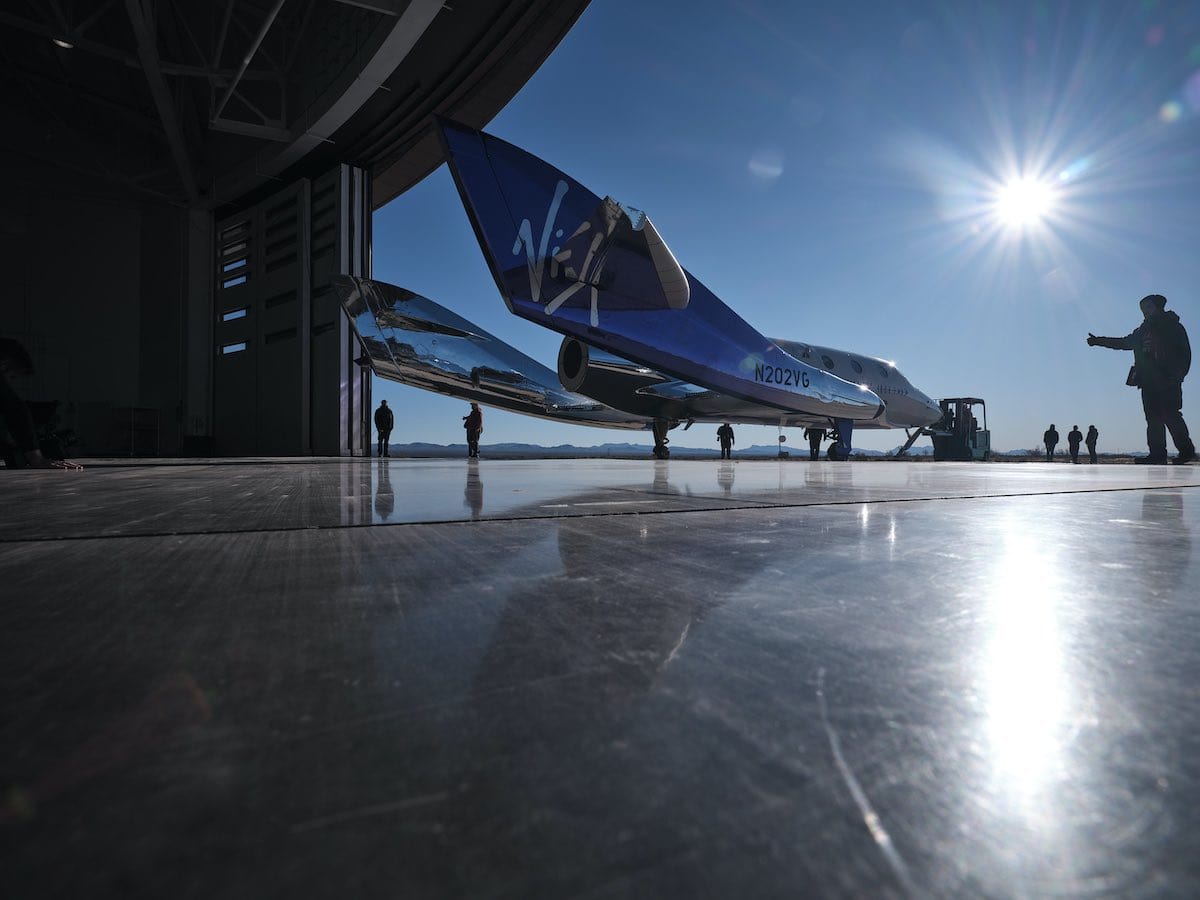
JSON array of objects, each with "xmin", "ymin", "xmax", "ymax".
[
  {"xmin": 879, "ymin": 365, "xmax": 890, "ymax": 378},
  {"xmin": 821, "ymin": 354, "xmax": 835, "ymax": 369},
  {"xmin": 850, "ymin": 359, "xmax": 862, "ymax": 373}
]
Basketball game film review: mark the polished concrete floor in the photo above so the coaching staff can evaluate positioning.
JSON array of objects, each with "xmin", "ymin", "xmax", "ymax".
[{"xmin": 2, "ymin": 457, "xmax": 1199, "ymax": 898}]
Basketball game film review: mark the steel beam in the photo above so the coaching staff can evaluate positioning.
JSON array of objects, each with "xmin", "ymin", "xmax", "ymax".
[
  {"xmin": 0, "ymin": 12, "xmax": 277, "ymax": 81},
  {"xmin": 73, "ymin": 0, "xmax": 117, "ymax": 39},
  {"xmin": 211, "ymin": 0, "xmax": 235, "ymax": 70},
  {"xmin": 210, "ymin": 117, "xmax": 290, "ymax": 141},
  {"xmin": 210, "ymin": 0, "xmax": 441, "ymax": 207},
  {"xmin": 211, "ymin": 0, "xmax": 287, "ymax": 122},
  {"xmin": 44, "ymin": 0, "xmax": 69, "ymax": 34},
  {"xmin": 124, "ymin": 0, "xmax": 199, "ymax": 202},
  {"xmin": 329, "ymin": 0, "xmax": 408, "ymax": 14}
]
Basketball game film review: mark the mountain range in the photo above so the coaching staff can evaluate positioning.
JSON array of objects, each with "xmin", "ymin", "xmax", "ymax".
[{"xmin": 383, "ymin": 442, "xmax": 1143, "ymax": 460}]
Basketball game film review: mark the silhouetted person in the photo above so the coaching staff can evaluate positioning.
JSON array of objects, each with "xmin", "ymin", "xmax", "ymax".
[
  {"xmin": 1088, "ymin": 294, "xmax": 1195, "ymax": 465},
  {"xmin": 374, "ymin": 399, "xmax": 394, "ymax": 458},
  {"xmin": 1086, "ymin": 425, "xmax": 1099, "ymax": 464},
  {"xmin": 717, "ymin": 422, "xmax": 735, "ymax": 459},
  {"xmin": 0, "ymin": 337, "xmax": 75, "ymax": 469},
  {"xmin": 1067, "ymin": 425, "xmax": 1083, "ymax": 464},
  {"xmin": 1043, "ymin": 424, "xmax": 1059, "ymax": 462},
  {"xmin": 463, "ymin": 402, "xmax": 483, "ymax": 458},
  {"xmin": 804, "ymin": 427, "xmax": 823, "ymax": 460}
]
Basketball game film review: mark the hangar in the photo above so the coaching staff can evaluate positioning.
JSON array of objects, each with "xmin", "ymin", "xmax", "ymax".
[
  {"xmin": 0, "ymin": 0, "xmax": 590, "ymax": 458},
  {"xmin": 7, "ymin": 7, "xmax": 1200, "ymax": 898}
]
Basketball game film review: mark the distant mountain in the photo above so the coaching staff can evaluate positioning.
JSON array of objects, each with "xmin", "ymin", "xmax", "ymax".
[
  {"xmin": 384, "ymin": 441, "xmax": 1147, "ymax": 460},
  {"xmin": 386, "ymin": 441, "xmax": 790, "ymax": 459},
  {"xmin": 389, "ymin": 442, "xmax": 918, "ymax": 460}
]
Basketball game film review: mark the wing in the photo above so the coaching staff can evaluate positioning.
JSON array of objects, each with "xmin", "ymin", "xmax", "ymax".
[
  {"xmin": 436, "ymin": 118, "xmax": 884, "ymax": 423},
  {"xmin": 335, "ymin": 275, "xmax": 653, "ymax": 430}
]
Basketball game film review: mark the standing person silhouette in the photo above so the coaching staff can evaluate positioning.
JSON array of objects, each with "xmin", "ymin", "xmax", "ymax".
[
  {"xmin": 374, "ymin": 399, "xmax": 394, "ymax": 458},
  {"xmin": 1043, "ymin": 424, "xmax": 1059, "ymax": 462},
  {"xmin": 1067, "ymin": 425, "xmax": 1083, "ymax": 464},
  {"xmin": 716, "ymin": 422, "xmax": 735, "ymax": 459},
  {"xmin": 1, "ymin": 360, "xmax": 45, "ymax": 468},
  {"xmin": 463, "ymin": 402, "xmax": 483, "ymax": 459},
  {"xmin": 1, "ymin": 337, "xmax": 79, "ymax": 469},
  {"xmin": 804, "ymin": 427, "xmax": 823, "ymax": 461},
  {"xmin": 1088, "ymin": 294, "xmax": 1194, "ymax": 465},
  {"xmin": 1086, "ymin": 425, "xmax": 1099, "ymax": 464}
]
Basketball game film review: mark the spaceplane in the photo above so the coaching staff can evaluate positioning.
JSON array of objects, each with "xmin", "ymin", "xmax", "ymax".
[{"xmin": 335, "ymin": 121, "xmax": 942, "ymax": 458}]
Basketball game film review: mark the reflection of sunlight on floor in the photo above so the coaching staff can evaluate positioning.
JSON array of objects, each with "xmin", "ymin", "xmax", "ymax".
[
  {"xmin": 859, "ymin": 505, "xmax": 899, "ymax": 562},
  {"xmin": 982, "ymin": 525, "xmax": 1069, "ymax": 812}
]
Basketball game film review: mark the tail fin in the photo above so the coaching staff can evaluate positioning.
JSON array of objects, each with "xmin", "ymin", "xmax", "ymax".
[
  {"xmin": 437, "ymin": 118, "xmax": 688, "ymax": 323},
  {"xmin": 436, "ymin": 119, "xmax": 883, "ymax": 422}
]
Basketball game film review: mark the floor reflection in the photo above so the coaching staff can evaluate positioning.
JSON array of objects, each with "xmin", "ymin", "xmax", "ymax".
[
  {"xmin": 981, "ymin": 525, "xmax": 1068, "ymax": 805},
  {"xmin": 717, "ymin": 461, "xmax": 735, "ymax": 495},
  {"xmin": 374, "ymin": 460, "xmax": 395, "ymax": 521},
  {"xmin": 652, "ymin": 459, "xmax": 670, "ymax": 494},
  {"xmin": 412, "ymin": 499, "xmax": 780, "ymax": 887},
  {"xmin": 1137, "ymin": 490, "xmax": 1191, "ymax": 594},
  {"xmin": 7, "ymin": 464, "xmax": 1199, "ymax": 897},
  {"xmin": 962, "ymin": 493, "xmax": 1196, "ymax": 894},
  {"xmin": 852, "ymin": 503, "xmax": 899, "ymax": 564},
  {"xmin": 463, "ymin": 462, "xmax": 484, "ymax": 519}
]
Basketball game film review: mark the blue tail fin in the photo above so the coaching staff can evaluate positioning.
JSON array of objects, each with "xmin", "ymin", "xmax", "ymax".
[{"xmin": 436, "ymin": 118, "xmax": 882, "ymax": 422}]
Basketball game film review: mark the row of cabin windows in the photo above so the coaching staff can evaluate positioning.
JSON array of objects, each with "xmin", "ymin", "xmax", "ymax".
[
  {"xmin": 816, "ymin": 353, "xmax": 888, "ymax": 379},
  {"xmin": 795, "ymin": 344, "xmax": 890, "ymax": 379}
]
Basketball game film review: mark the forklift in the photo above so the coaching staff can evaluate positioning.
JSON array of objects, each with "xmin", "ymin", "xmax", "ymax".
[{"xmin": 896, "ymin": 397, "xmax": 991, "ymax": 460}]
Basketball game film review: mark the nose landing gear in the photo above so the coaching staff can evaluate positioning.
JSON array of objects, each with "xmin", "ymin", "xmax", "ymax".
[{"xmin": 652, "ymin": 418, "xmax": 671, "ymax": 459}]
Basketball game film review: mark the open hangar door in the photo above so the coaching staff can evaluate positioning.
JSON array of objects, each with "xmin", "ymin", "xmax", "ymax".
[
  {"xmin": 0, "ymin": 0, "xmax": 590, "ymax": 458},
  {"xmin": 213, "ymin": 166, "xmax": 370, "ymax": 457}
]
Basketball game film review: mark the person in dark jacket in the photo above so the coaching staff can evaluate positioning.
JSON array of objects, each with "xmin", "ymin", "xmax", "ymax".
[
  {"xmin": 1043, "ymin": 424, "xmax": 1059, "ymax": 462},
  {"xmin": 804, "ymin": 427, "xmax": 823, "ymax": 461},
  {"xmin": 1, "ymin": 337, "xmax": 77, "ymax": 469},
  {"xmin": 463, "ymin": 402, "xmax": 483, "ymax": 458},
  {"xmin": 1067, "ymin": 425, "xmax": 1083, "ymax": 464},
  {"xmin": 1085, "ymin": 425, "xmax": 1099, "ymax": 464},
  {"xmin": 716, "ymin": 422, "xmax": 735, "ymax": 459},
  {"xmin": 1088, "ymin": 294, "xmax": 1194, "ymax": 465},
  {"xmin": 373, "ymin": 399, "xmax": 394, "ymax": 458}
]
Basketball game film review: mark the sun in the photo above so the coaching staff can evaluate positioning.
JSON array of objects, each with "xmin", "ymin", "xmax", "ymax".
[{"xmin": 993, "ymin": 177, "xmax": 1055, "ymax": 228}]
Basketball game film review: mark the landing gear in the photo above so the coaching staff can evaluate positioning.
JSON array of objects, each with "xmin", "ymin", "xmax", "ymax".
[
  {"xmin": 652, "ymin": 418, "xmax": 671, "ymax": 459},
  {"xmin": 826, "ymin": 418, "xmax": 854, "ymax": 460}
]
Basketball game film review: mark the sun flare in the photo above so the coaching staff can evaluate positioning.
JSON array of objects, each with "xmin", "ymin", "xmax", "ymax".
[{"xmin": 994, "ymin": 178, "xmax": 1055, "ymax": 228}]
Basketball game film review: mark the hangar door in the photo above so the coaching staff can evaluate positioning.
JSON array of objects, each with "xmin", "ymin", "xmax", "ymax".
[{"xmin": 213, "ymin": 166, "xmax": 371, "ymax": 456}]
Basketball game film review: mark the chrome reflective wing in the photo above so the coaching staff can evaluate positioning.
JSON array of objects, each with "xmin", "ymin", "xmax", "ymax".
[{"xmin": 335, "ymin": 276, "xmax": 653, "ymax": 429}]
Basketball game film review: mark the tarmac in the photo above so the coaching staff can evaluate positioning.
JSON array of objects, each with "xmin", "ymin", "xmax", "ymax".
[{"xmin": 3, "ymin": 456, "xmax": 1199, "ymax": 898}]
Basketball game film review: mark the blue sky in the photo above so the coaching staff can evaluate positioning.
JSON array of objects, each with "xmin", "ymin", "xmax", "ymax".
[{"xmin": 373, "ymin": 0, "xmax": 1200, "ymax": 453}]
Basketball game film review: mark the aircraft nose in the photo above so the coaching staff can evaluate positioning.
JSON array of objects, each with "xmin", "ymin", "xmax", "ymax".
[{"xmin": 922, "ymin": 395, "xmax": 942, "ymax": 423}]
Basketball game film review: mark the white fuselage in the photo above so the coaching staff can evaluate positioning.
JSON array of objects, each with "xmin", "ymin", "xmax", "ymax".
[{"xmin": 773, "ymin": 339, "xmax": 942, "ymax": 430}]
